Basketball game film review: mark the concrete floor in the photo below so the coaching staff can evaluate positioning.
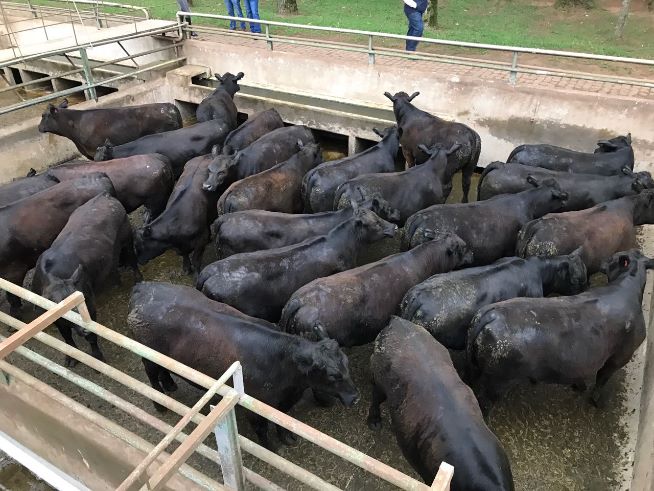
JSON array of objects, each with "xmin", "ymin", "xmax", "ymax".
[{"xmin": 0, "ymin": 169, "xmax": 650, "ymax": 490}]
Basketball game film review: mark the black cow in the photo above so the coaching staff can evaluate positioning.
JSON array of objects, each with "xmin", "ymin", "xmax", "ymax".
[
  {"xmin": 203, "ymin": 125, "xmax": 315, "ymax": 192},
  {"xmin": 47, "ymin": 154, "xmax": 174, "ymax": 223},
  {"xmin": 507, "ymin": 135, "xmax": 634, "ymax": 175},
  {"xmin": 212, "ymin": 196, "xmax": 400, "ymax": 257},
  {"xmin": 368, "ymin": 316, "xmax": 514, "ymax": 490},
  {"xmin": 38, "ymin": 99, "xmax": 181, "ymax": 159},
  {"xmin": 478, "ymin": 162, "xmax": 654, "ymax": 211},
  {"xmin": 467, "ymin": 249, "xmax": 650, "ymax": 411},
  {"xmin": 32, "ymin": 193, "xmax": 140, "ymax": 366},
  {"xmin": 400, "ymin": 251, "xmax": 587, "ymax": 350},
  {"xmin": 0, "ymin": 172, "xmax": 60, "ymax": 207},
  {"xmin": 94, "ymin": 120, "xmax": 231, "ymax": 178},
  {"xmin": 334, "ymin": 144, "xmax": 460, "ymax": 224},
  {"xmin": 301, "ymin": 127, "xmax": 400, "ymax": 212},
  {"xmin": 221, "ymin": 108, "xmax": 285, "ymax": 156},
  {"xmin": 134, "ymin": 155, "xmax": 218, "ymax": 274},
  {"xmin": 404, "ymin": 178, "xmax": 568, "ymax": 265},
  {"xmin": 280, "ymin": 232, "xmax": 472, "ymax": 346},
  {"xmin": 0, "ymin": 174, "xmax": 115, "ymax": 314},
  {"xmin": 196, "ymin": 72, "xmax": 244, "ymax": 127},
  {"xmin": 128, "ymin": 282, "xmax": 359, "ymax": 450},
  {"xmin": 218, "ymin": 143, "xmax": 322, "ymax": 214},
  {"xmin": 197, "ymin": 208, "xmax": 398, "ymax": 321},
  {"xmin": 516, "ymin": 190, "xmax": 654, "ymax": 273},
  {"xmin": 384, "ymin": 91, "xmax": 481, "ymax": 203}
]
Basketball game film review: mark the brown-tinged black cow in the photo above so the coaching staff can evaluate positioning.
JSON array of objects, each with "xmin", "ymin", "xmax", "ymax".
[
  {"xmin": 212, "ymin": 196, "xmax": 400, "ymax": 257},
  {"xmin": 400, "ymin": 250, "xmax": 587, "ymax": 350},
  {"xmin": 46, "ymin": 154, "xmax": 174, "ymax": 223},
  {"xmin": 218, "ymin": 143, "xmax": 322, "ymax": 215},
  {"xmin": 0, "ymin": 172, "xmax": 60, "ymax": 207},
  {"xmin": 94, "ymin": 119, "xmax": 231, "ymax": 178},
  {"xmin": 197, "ymin": 208, "xmax": 398, "ymax": 321},
  {"xmin": 384, "ymin": 91, "xmax": 481, "ymax": 203},
  {"xmin": 134, "ymin": 155, "xmax": 218, "ymax": 274},
  {"xmin": 128, "ymin": 282, "xmax": 359, "ymax": 451},
  {"xmin": 333, "ymin": 144, "xmax": 460, "ymax": 224},
  {"xmin": 368, "ymin": 316, "xmax": 514, "ymax": 490},
  {"xmin": 32, "ymin": 193, "xmax": 140, "ymax": 366},
  {"xmin": 0, "ymin": 173, "xmax": 115, "ymax": 315},
  {"xmin": 507, "ymin": 134, "xmax": 634, "ymax": 175},
  {"xmin": 38, "ymin": 99, "xmax": 181, "ymax": 159},
  {"xmin": 403, "ymin": 178, "xmax": 568, "ymax": 265},
  {"xmin": 280, "ymin": 232, "xmax": 472, "ymax": 346},
  {"xmin": 467, "ymin": 249, "xmax": 650, "ymax": 412},
  {"xmin": 221, "ymin": 108, "xmax": 285, "ymax": 156},
  {"xmin": 203, "ymin": 125, "xmax": 315, "ymax": 192},
  {"xmin": 196, "ymin": 72, "xmax": 243, "ymax": 127},
  {"xmin": 516, "ymin": 189, "xmax": 654, "ymax": 273},
  {"xmin": 478, "ymin": 162, "xmax": 654, "ymax": 211},
  {"xmin": 301, "ymin": 126, "xmax": 400, "ymax": 212}
]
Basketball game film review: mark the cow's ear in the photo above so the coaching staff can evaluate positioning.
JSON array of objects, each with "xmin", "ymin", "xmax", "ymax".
[
  {"xmin": 422, "ymin": 228, "xmax": 436, "ymax": 240},
  {"xmin": 408, "ymin": 91, "xmax": 420, "ymax": 101},
  {"xmin": 619, "ymin": 254, "xmax": 631, "ymax": 269},
  {"xmin": 227, "ymin": 153, "xmax": 241, "ymax": 168},
  {"xmin": 446, "ymin": 143, "xmax": 461, "ymax": 155},
  {"xmin": 236, "ymin": 72, "xmax": 244, "ymax": 80},
  {"xmin": 355, "ymin": 185, "xmax": 366, "ymax": 202},
  {"xmin": 372, "ymin": 127, "xmax": 383, "ymax": 138},
  {"xmin": 211, "ymin": 145, "xmax": 220, "ymax": 158},
  {"xmin": 59, "ymin": 99, "xmax": 68, "ymax": 109},
  {"xmin": 292, "ymin": 346, "xmax": 314, "ymax": 374},
  {"xmin": 526, "ymin": 175, "xmax": 539, "ymax": 187},
  {"xmin": 417, "ymin": 144, "xmax": 432, "ymax": 156},
  {"xmin": 552, "ymin": 189, "xmax": 568, "ymax": 200},
  {"xmin": 383, "ymin": 91, "xmax": 396, "ymax": 102},
  {"xmin": 622, "ymin": 166, "xmax": 634, "ymax": 177},
  {"xmin": 571, "ymin": 246, "xmax": 583, "ymax": 257},
  {"xmin": 312, "ymin": 324, "xmax": 329, "ymax": 340},
  {"xmin": 48, "ymin": 104, "xmax": 57, "ymax": 114},
  {"xmin": 215, "ymin": 73, "xmax": 222, "ymax": 82},
  {"xmin": 70, "ymin": 265, "xmax": 84, "ymax": 284},
  {"xmin": 142, "ymin": 225, "xmax": 152, "ymax": 238},
  {"xmin": 297, "ymin": 139, "xmax": 304, "ymax": 150},
  {"xmin": 646, "ymin": 258, "xmax": 654, "ymax": 269},
  {"xmin": 627, "ymin": 133, "xmax": 632, "ymax": 144}
]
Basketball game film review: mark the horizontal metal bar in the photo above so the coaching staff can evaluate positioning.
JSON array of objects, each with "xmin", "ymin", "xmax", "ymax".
[
  {"xmin": 0, "ymin": 360, "xmax": 222, "ymax": 490},
  {"xmin": 0, "ymin": 310, "xmax": 343, "ymax": 491},
  {"xmin": 180, "ymin": 12, "xmax": 654, "ymax": 66},
  {"xmin": 1, "ymin": 0, "xmax": 148, "ymax": 19},
  {"xmin": 0, "ymin": 315, "xmax": 283, "ymax": 491},
  {"xmin": 0, "ymin": 278, "xmax": 429, "ymax": 491}
]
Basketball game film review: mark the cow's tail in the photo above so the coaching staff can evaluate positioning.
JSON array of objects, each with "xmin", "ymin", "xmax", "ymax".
[
  {"xmin": 210, "ymin": 216, "xmax": 224, "ymax": 252},
  {"xmin": 216, "ymin": 192, "xmax": 228, "ymax": 216},
  {"xmin": 477, "ymin": 161, "xmax": 504, "ymax": 199},
  {"xmin": 507, "ymin": 144, "xmax": 527, "ymax": 163},
  {"xmin": 470, "ymin": 130, "xmax": 482, "ymax": 169},
  {"xmin": 301, "ymin": 169, "xmax": 316, "ymax": 212},
  {"xmin": 279, "ymin": 297, "xmax": 302, "ymax": 333},
  {"xmin": 465, "ymin": 307, "xmax": 495, "ymax": 384},
  {"xmin": 515, "ymin": 220, "xmax": 538, "ymax": 258}
]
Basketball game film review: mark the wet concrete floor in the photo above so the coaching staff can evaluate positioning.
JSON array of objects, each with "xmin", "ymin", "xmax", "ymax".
[{"xmin": 0, "ymin": 161, "xmax": 647, "ymax": 490}]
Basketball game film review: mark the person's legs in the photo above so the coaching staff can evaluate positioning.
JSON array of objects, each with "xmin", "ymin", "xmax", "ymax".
[
  {"xmin": 245, "ymin": 0, "xmax": 261, "ymax": 33},
  {"xmin": 232, "ymin": 0, "xmax": 247, "ymax": 30},
  {"xmin": 224, "ymin": 0, "xmax": 239, "ymax": 29},
  {"xmin": 404, "ymin": 6, "xmax": 424, "ymax": 51}
]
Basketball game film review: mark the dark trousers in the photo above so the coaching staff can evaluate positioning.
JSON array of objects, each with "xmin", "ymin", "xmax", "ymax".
[{"xmin": 404, "ymin": 4, "xmax": 425, "ymax": 51}]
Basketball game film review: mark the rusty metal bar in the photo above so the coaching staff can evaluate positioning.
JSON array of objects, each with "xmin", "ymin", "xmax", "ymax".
[
  {"xmin": 117, "ymin": 363, "xmax": 241, "ymax": 491},
  {"xmin": 0, "ymin": 291, "xmax": 83, "ymax": 360},
  {"xmin": 147, "ymin": 391, "xmax": 240, "ymax": 491},
  {"xmin": 0, "ymin": 278, "xmax": 432, "ymax": 491}
]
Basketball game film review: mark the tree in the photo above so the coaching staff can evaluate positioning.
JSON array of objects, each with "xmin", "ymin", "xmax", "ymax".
[
  {"xmin": 614, "ymin": 0, "xmax": 630, "ymax": 38},
  {"xmin": 277, "ymin": 0, "xmax": 298, "ymax": 14},
  {"xmin": 424, "ymin": 0, "xmax": 438, "ymax": 28}
]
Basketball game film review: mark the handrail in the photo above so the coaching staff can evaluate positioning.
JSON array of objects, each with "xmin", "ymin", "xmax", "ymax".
[
  {"xmin": 178, "ymin": 12, "xmax": 654, "ymax": 67},
  {"xmin": 1, "ymin": 0, "xmax": 149, "ymax": 19}
]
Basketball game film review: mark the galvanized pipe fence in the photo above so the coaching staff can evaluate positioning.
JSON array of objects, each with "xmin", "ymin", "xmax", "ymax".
[
  {"xmin": 176, "ymin": 12, "xmax": 654, "ymax": 90},
  {"xmin": 0, "ymin": 277, "xmax": 455, "ymax": 490}
]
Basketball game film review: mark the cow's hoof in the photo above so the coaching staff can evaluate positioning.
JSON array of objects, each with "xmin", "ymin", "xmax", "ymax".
[
  {"xmin": 367, "ymin": 418, "xmax": 382, "ymax": 431},
  {"xmin": 65, "ymin": 356, "xmax": 79, "ymax": 368},
  {"xmin": 589, "ymin": 391, "xmax": 605, "ymax": 409},
  {"xmin": 92, "ymin": 350, "xmax": 105, "ymax": 363},
  {"xmin": 161, "ymin": 378, "xmax": 178, "ymax": 393},
  {"xmin": 153, "ymin": 402, "xmax": 167, "ymax": 414}
]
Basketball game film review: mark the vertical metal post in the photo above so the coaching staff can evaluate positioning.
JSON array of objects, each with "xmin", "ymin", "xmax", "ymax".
[
  {"xmin": 40, "ymin": 7, "xmax": 49, "ymax": 40},
  {"xmin": 94, "ymin": 6, "xmax": 102, "ymax": 28},
  {"xmin": 0, "ymin": 370, "xmax": 8, "ymax": 385},
  {"xmin": 214, "ymin": 409, "xmax": 245, "ymax": 491},
  {"xmin": 79, "ymin": 48, "xmax": 97, "ymax": 101},
  {"xmin": 265, "ymin": 24, "xmax": 273, "ymax": 51},
  {"xmin": 368, "ymin": 35, "xmax": 375, "ymax": 65},
  {"xmin": 27, "ymin": 0, "xmax": 37, "ymax": 18},
  {"xmin": 509, "ymin": 51, "xmax": 518, "ymax": 85}
]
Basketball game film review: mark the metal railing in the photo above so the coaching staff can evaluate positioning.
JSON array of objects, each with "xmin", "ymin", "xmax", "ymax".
[
  {"xmin": 0, "ymin": 277, "xmax": 455, "ymax": 491},
  {"xmin": 177, "ymin": 12, "xmax": 654, "ymax": 90}
]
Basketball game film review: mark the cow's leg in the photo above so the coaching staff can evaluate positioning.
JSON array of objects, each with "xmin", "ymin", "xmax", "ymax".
[
  {"xmin": 367, "ymin": 383, "xmax": 387, "ymax": 430},
  {"xmin": 276, "ymin": 425, "xmax": 299, "ymax": 446},
  {"xmin": 84, "ymin": 331, "xmax": 104, "ymax": 362},
  {"xmin": 159, "ymin": 369, "xmax": 178, "ymax": 392},
  {"xmin": 143, "ymin": 358, "xmax": 167, "ymax": 412},
  {"xmin": 590, "ymin": 358, "xmax": 626, "ymax": 408},
  {"xmin": 571, "ymin": 380, "xmax": 588, "ymax": 393},
  {"xmin": 7, "ymin": 292, "xmax": 22, "ymax": 317},
  {"xmin": 121, "ymin": 232, "xmax": 142, "ymax": 282},
  {"xmin": 461, "ymin": 164, "xmax": 474, "ymax": 203},
  {"xmin": 57, "ymin": 322, "xmax": 80, "ymax": 367},
  {"xmin": 249, "ymin": 414, "xmax": 277, "ymax": 452},
  {"xmin": 182, "ymin": 254, "xmax": 193, "ymax": 275},
  {"xmin": 402, "ymin": 148, "xmax": 415, "ymax": 169},
  {"xmin": 190, "ymin": 231, "xmax": 210, "ymax": 275},
  {"xmin": 5, "ymin": 268, "xmax": 28, "ymax": 317},
  {"xmin": 475, "ymin": 376, "xmax": 508, "ymax": 418}
]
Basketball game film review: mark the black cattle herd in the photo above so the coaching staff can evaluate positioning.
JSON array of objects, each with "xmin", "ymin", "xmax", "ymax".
[{"xmin": 1, "ymin": 70, "xmax": 652, "ymax": 489}]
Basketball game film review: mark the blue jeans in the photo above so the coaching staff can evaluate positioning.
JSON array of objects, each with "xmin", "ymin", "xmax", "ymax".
[
  {"xmin": 224, "ymin": 0, "xmax": 246, "ymax": 30},
  {"xmin": 404, "ymin": 5, "xmax": 424, "ymax": 51},
  {"xmin": 243, "ymin": 0, "xmax": 261, "ymax": 33}
]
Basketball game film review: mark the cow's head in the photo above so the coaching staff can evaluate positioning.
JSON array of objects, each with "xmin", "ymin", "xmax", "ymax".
[
  {"xmin": 94, "ymin": 139, "xmax": 114, "ymax": 161},
  {"xmin": 133, "ymin": 224, "xmax": 169, "ymax": 265},
  {"xmin": 352, "ymin": 207, "xmax": 398, "ymax": 242},
  {"xmin": 38, "ymin": 99, "xmax": 69, "ymax": 133},
  {"xmin": 526, "ymin": 175, "xmax": 568, "ymax": 202},
  {"xmin": 418, "ymin": 229, "xmax": 474, "ymax": 266},
  {"xmin": 623, "ymin": 167, "xmax": 654, "ymax": 192},
  {"xmin": 293, "ymin": 338, "xmax": 359, "ymax": 407},
  {"xmin": 632, "ymin": 189, "xmax": 654, "ymax": 225},
  {"xmin": 594, "ymin": 133, "xmax": 632, "ymax": 153},
  {"xmin": 548, "ymin": 247, "xmax": 588, "ymax": 295},
  {"xmin": 359, "ymin": 194, "xmax": 401, "ymax": 223},
  {"xmin": 600, "ymin": 249, "xmax": 654, "ymax": 282},
  {"xmin": 215, "ymin": 71, "xmax": 244, "ymax": 98},
  {"xmin": 203, "ymin": 147, "xmax": 240, "ymax": 192},
  {"xmin": 297, "ymin": 142, "xmax": 323, "ymax": 168}
]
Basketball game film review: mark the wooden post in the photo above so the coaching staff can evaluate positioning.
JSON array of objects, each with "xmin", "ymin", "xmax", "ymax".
[
  {"xmin": 431, "ymin": 462, "xmax": 454, "ymax": 490},
  {"xmin": 0, "ymin": 292, "xmax": 84, "ymax": 361}
]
